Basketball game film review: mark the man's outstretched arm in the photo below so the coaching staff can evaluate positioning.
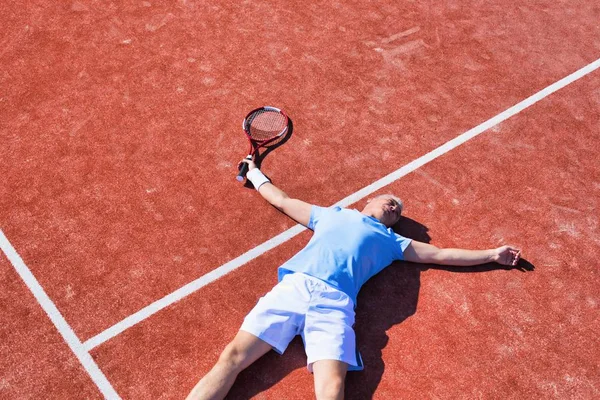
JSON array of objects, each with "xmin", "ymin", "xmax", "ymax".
[
  {"xmin": 242, "ymin": 159, "xmax": 313, "ymax": 228},
  {"xmin": 403, "ymin": 241, "xmax": 521, "ymax": 267}
]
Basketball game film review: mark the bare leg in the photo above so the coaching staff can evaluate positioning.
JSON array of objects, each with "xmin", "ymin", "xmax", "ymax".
[
  {"xmin": 185, "ymin": 330, "xmax": 273, "ymax": 400},
  {"xmin": 312, "ymin": 360, "xmax": 348, "ymax": 400}
]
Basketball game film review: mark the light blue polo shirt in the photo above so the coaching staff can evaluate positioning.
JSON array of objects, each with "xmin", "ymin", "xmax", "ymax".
[{"xmin": 278, "ymin": 206, "xmax": 412, "ymax": 305}]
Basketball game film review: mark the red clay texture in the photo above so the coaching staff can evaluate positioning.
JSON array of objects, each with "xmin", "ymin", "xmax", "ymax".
[
  {"xmin": 0, "ymin": 254, "xmax": 102, "ymax": 399},
  {"xmin": 1, "ymin": 0, "xmax": 599, "ymax": 398}
]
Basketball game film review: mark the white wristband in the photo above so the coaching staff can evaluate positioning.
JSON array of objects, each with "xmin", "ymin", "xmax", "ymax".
[{"xmin": 246, "ymin": 168, "xmax": 270, "ymax": 190}]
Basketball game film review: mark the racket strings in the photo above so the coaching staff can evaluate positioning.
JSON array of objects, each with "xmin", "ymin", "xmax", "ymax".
[{"xmin": 246, "ymin": 110, "xmax": 288, "ymax": 142}]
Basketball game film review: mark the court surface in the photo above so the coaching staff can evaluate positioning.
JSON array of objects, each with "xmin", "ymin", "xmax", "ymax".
[{"xmin": 1, "ymin": 1, "xmax": 599, "ymax": 398}]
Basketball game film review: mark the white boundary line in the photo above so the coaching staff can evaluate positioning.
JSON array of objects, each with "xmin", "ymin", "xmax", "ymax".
[
  {"xmin": 82, "ymin": 57, "xmax": 600, "ymax": 351},
  {"xmin": 0, "ymin": 230, "xmax": 121, "ymax": 399}
]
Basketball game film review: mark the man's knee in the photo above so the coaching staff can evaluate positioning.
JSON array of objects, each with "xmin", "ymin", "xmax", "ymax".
[
  {"xmin": 313, "ymin": 360, "xmax": 347, "ymax": 400},
  {"xmin": 216, "ymin": 332, "xmax": 272, "ymax": 374},
  {"xmin": 216, "ymin": 342, "xmax": 248, "ymax": 373},
  {"xmin": 315, "ymin": 375, "xmax": 345, "ymax": 400}
]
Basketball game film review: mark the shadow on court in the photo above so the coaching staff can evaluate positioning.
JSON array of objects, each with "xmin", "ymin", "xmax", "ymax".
[
  {"xmin": 226, "ymin": 337, "xmax": 306, "ymax": 399},
  {"xmin": 345, "ymin": 216, "xmax": 428, "ymax": 399},
  {"xmin": 347, "ymin": 218, "xmax": 535, "ymax": 399},
  {"xmin": 225, "ymin": 216, "xmax": 534, "ymax": 399}
]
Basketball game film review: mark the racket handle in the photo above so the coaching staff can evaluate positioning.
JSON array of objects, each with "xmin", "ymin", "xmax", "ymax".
[{"xmin": 236, "ymin": 155, "xmax": 252, "ymax": 182}]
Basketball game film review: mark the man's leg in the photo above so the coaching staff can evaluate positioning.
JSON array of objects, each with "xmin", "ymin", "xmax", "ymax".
[
  {"xmin": 185, "ymin": 330, "xmax": 273, "ymax": 400},
  {"xmin": 312, "ymin": 360, "xmax": 348, "ymax": 400}
]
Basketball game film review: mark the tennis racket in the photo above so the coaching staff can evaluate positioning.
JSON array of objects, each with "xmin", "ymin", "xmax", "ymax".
[{"xmin": 236, "ymin": 106, "xmax": 289, "ymax": 182}]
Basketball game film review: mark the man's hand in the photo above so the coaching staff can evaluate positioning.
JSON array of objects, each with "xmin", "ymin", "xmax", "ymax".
[
  {"xmin": 493, "ymin": 245, "xmax": 521, "ymax": 266},
  {"xmin": 239, "ymin": 158, "xmax": 257, "ymax": 171}
]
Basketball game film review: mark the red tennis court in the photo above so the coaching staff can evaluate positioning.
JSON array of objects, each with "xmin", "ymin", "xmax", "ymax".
[{"xmin": 1, "ymin": 1, "xmax": 599, "ymax": 398}]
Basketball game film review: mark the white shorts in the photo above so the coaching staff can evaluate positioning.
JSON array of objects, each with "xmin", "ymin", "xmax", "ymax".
[{"xmin": 240, "ymin": 273, "xmax": 363, "ymax": 372}]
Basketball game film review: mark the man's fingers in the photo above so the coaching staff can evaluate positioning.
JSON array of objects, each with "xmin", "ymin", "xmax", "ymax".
[
  {"xmin": 238, "ymin": 158, "xmax": 258, "ymax": 171},
  {"xmin": 511, "ymin": 250, "xmax": 521, "ymax": 266}
]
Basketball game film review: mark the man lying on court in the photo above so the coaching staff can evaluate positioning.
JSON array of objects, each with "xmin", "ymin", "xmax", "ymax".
[{"xmin": 186, "ymin": 159, "xmax": 521, "ymax": 400}]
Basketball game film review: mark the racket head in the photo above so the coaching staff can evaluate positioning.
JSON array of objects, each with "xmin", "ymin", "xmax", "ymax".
[
  {"xmin": 242, "ymin": 106, "xmax": 289, "ymax": 145},
  {"xmin": 236, "ymin": 106, "xmax": 289, "ymax": 183}
]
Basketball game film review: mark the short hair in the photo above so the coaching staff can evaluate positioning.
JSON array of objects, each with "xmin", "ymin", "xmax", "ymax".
[{"xmin": 375, "ymin": 194, "xmax": 403, "ymax": 215}]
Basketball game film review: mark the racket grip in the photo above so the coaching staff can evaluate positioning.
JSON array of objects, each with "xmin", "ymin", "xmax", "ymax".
[{"xmin": 236, "ymin": 156, "xmax": 252, "ymax": 182}]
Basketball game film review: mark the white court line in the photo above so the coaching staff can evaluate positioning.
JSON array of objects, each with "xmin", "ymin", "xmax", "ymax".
[
  {"xmin": 68, "ymin": 57, "xmax": 591, "ymax": 350},
  {"xmin": 0, "ymin": 230, "xmax": 121, "ymax": 399}
]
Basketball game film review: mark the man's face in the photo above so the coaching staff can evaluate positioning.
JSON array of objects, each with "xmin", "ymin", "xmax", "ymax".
[{"xmin": 364, "ymin": 196, "xmax": 402, "ymax": 227}]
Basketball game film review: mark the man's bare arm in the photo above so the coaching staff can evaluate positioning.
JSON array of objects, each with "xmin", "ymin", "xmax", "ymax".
[
  {"xmin": 242, "ymin": 159, "xmax": 313, "ymax": 227},
  {"xmin": 403, "ymin": 240, "xmax": 521, "ymax": 267},
  {"xmin": 256, "ymin": 182, "xmax": 313, "ymax": 227}
]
